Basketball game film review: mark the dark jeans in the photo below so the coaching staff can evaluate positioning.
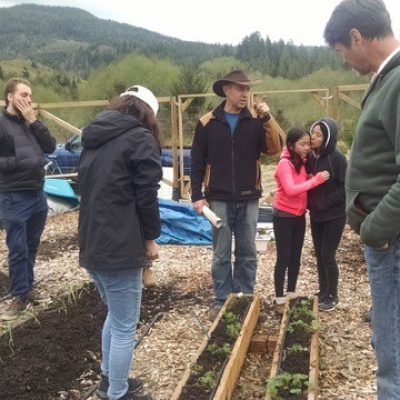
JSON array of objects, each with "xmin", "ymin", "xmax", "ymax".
[
  {"xmin": 0, "ymin": 190, "xmax": 48, "ymax": 299},
  {"xmin": 273, "ymin": 215, "xmax": 306, "ymax": 297},
  {"xmin": 310, "ymin": 217, "xmax": 346, "ymax": 298}
]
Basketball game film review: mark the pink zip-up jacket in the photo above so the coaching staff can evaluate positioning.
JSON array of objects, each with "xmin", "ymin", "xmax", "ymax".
[{"xmin": 274, "ymin": 148, "xmax": 326, "ymax": 216}]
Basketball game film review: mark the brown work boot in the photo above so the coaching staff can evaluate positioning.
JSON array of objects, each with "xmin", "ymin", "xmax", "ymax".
[
  {"xmin": 142, "ymin": 268, "xmax": 157, "ymax": 288},
  {"xmin": 27, "ymin": 288, "xmax": 51, "ymax": 304},
  {"xmin": 0, "ymin": 296, "xmax": 28, "ymax": 321}
]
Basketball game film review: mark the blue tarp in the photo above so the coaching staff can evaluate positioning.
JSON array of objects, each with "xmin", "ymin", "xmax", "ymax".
[{"xmin": 157, "ymin": 199, "xmax": 212, "ymax": 245}]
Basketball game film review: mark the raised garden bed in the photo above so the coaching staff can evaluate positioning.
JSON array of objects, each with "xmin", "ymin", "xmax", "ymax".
[
  {"xmin": 266, "ymin": 296, "xmax": 319, "ymax": 400},
  {"xmin": 171, "ymin": 293, "xmax": 260, "ymax": 400}
]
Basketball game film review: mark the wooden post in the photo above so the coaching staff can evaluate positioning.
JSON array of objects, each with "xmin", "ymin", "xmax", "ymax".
[
  {"xmin": 177, "ymin": 96, "xmax": 187, "ymax": 199},
  {"xmin": 170, "ymin": 96, "xmax": 180, "ymax": 200},
  {"xmin": 329, "ymin": 86, "xmax": 340, "ymax": 121}
]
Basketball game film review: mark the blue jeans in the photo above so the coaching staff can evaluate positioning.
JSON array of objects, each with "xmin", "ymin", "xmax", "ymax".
[
  {"xmin": 365, "ymin": 240, "xmax": 400, "ymax": 399},
  {"xmin": 209, "ymin": 200, "xmax": 258, "ymax": 305},
  {"xmin": 89, "ymin": 268, "xmax": 142, "ymax": 400},
  {"xmin": 0, "ymin": 190, "xmax": 48, "ymax": 300}
]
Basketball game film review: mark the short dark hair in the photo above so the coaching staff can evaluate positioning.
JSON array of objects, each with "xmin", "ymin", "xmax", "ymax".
[
  {"xmin": 324, "ymin": 0, "xmax": 393, "ymax": 47},
  {"xmin": 4, "ymin": 77, "xmax": 31, "ymax": 106},
  {"xmin": 286, "ymin": 127, "xmax": 310, "ymax": 173},
  {"xmin": 108, "ymin": 95, "xmax": 161, "ymax": 148}
]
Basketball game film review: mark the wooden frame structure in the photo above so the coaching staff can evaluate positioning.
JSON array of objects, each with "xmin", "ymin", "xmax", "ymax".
[
  {"xmin": 329, "ymin": 83, "xmax": 369, "ymax": 120},
  {"xmin": 0, "ymin": 83, "xmax": 368, "ymax": 199}
]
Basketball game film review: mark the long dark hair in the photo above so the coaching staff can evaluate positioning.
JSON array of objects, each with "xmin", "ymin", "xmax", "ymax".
[
  {"xmin": 108, "ymin": 95, "xmax": 161, "ymax": 148},
  {"xmin": 286, "ymin": 127, "xmax": 310, "ymax": 173}
]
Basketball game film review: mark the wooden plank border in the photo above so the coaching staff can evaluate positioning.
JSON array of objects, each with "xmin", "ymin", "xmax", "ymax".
[
  {"xmin": 213, "ymin": 293, "xmax": 260, "ymax": 400},
  {"xmin": 171, "ymin": 293, "xmax": 260, "ymax": 400},
  {"xmin": 308, "ymin": 296, "xmax": 319, "ymax": 400}
]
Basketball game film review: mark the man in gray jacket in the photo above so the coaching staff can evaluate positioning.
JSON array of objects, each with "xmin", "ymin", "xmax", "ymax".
[
  {"xmin": 325, "ymin": 1, "xmax": 400, "ymax": 398},
  {"xmin": 0, "ymin": 78, "xmax": 56, "ymax": 321}
]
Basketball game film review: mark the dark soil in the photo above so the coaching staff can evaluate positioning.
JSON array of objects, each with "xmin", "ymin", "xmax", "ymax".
[
  {"xmin": 283, "ymin": 329, "xmax": 311, "ymax": 349},
  {"xmin": 0, "ymin": 271, "xmax": 9, "ymax": 298},
  {"xmin": 179, "ymin": 296, "xmax": 251, "ymax": 400},
  {"xmin": 280, "ymin": 349, "xmax": 310, "ymax": 374},
  {"xmin": 276, "ymin": 389, "xmax": 307, "ymax": 400},
  {"xmin": 0, "ymin": 283, "xmax": 203, "ymax": 400}
]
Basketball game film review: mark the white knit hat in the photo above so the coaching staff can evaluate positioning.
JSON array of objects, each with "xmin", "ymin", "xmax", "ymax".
[{"xmin": 120, "ymin": 85, "xmax": 159, "ymax": 116}]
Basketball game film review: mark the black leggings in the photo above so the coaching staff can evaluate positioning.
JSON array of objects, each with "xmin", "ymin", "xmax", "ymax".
[
  {"xmin": 310, "ymin": 217, "xmax": 346, "ymax": 298},
  {"xmin": 273, "ymin": 215, "xmax": 306, "ymax": 297}
]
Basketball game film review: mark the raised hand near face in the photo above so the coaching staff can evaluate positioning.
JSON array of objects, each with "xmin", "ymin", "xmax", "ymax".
[
  {"xmin": 253, "ymin": 101, "xmax": 270, "ymax": 119},
  {"xmin": 13, "ymin": 98, "xmax": 36, "ymax": 124}
]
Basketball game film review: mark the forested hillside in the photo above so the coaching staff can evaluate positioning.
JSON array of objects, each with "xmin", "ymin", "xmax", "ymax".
[
  {"xmin": 1, "ymin": 4, "xmax": 341, "ymax": 80},
  {"xmin": 0, "ymin": 4, "xmax": 232, "ymax": 76}
]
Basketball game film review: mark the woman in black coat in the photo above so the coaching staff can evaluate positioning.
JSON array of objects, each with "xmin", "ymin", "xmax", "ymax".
[
  {"xmin": 78, "ymin": 85, "xmax": 161, "ymax": 400},
  {"xmin": 307, "ymin": 117, "xmax": 347, "ymax": 312}
]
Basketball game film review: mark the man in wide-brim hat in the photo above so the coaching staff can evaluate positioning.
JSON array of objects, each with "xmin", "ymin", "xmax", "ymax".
[
  {"xmin": 190, "ymin": 69, "xmax": 285, "ymax": 320},
  {"xmin": 212, "ymin": 70, "xmax": 262, "ymax": 97}
]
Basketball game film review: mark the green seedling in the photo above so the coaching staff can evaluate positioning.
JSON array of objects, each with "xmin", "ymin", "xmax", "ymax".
[
  {"xmin": 287, "ymin": 319, "xmax": 312, "ymax": 334},
  {"xmin": 207, "ymin": 342, "xmax": 231, "ymax": 359},
  {"xmin": 266, "ymin": 372, "xmax": 308, "ymax": 399},
  {"xmin": 289, "ymin": 299, "xmax": 314, "ymax": 325},
  {"xmin": 191, "ymin": 363, "xmax": 204, "ymax": 376},
  {"xmin": 285, "ymin": 343, "xmax": 308, "ymax": 354},
  {"xmin": 199, "ymin": 370, "xmax": 217, "ymax": 390},
  {"xmin": 223, "ymin": 311, "xmax": 241, "ymax": 339}
]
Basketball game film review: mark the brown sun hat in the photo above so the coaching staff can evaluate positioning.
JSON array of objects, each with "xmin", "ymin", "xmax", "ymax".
[{"xmin": 212, "ymin": 70, "xmax": 261, "ymax": 97}]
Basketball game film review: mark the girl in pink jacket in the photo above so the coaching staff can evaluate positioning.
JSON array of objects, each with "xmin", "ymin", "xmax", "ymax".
[{"xmin": 273, "ymin": 127, "xmax": 329, "ymax": 309}]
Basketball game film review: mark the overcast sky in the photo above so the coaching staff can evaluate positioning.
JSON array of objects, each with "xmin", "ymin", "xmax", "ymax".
[{"xmin": 1, "ymin": 0, "xmax": 400, "ymax": 46}]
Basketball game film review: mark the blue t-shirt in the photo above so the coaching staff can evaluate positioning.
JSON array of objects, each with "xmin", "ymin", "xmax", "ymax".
[{"xmin": 224, "ymin": 112, "xmax": 240, "ymax": 135}]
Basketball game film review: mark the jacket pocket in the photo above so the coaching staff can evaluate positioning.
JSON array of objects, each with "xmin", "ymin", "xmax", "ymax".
[{"xmin": 346, "ymin": 188, "xmax": 367, "ymax": 234}]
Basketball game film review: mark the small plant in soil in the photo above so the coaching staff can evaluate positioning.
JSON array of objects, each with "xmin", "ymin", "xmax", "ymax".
[
  {"xmin": 266, "ymin": 372, "xmax": 309, "ymax": 400},
  {"xmin": 198, "ymin": 370, "xmax": 217, "ymax": 390},
  {"xmin": 285, "ymin": 344, "xmax": 308, "ymax": 354},
  {"xmin": 286, "ymin": 319, "xmax": 313, "ymax": 334},
  {"xmin": 223, "ymin": 311, "xmax": 241, "ymax": 339},
  {"xmin": 206, "ymin": 342, "xmax": 231, "ymax": 360},
  {"xmin": 289, "ymin": 299, "xmax": 314, "ymax": 325}
]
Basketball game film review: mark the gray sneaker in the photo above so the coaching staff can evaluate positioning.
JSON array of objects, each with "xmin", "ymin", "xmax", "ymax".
[
  {"xmin": 118, "ymin": 392, "xmax": 152, "ymax": 400},
  {"xmin": 0, "ymin": 296, "xmax": 28, "ymax": 321},
  {"xmin": 97, "ymin": 374, "xmax": 143, "ymax": 399},
  {"xmin": 319, "ymin": 296, "xmax": 339, "ymax": 312}
]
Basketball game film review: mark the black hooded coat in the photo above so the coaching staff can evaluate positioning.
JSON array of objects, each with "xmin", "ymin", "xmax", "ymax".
[
  {"xmin": 307, "ymin": 117, "xmax": 347, "ymax": 222},
  {"xmin": 78, "ymin": 110, "xmax": 162, "ymax": 271}
]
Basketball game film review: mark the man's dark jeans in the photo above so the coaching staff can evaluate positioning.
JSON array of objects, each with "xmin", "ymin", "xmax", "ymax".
[{"xmin": 0, "ymin": 190, "xmax": 48, "ymax": 299}]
